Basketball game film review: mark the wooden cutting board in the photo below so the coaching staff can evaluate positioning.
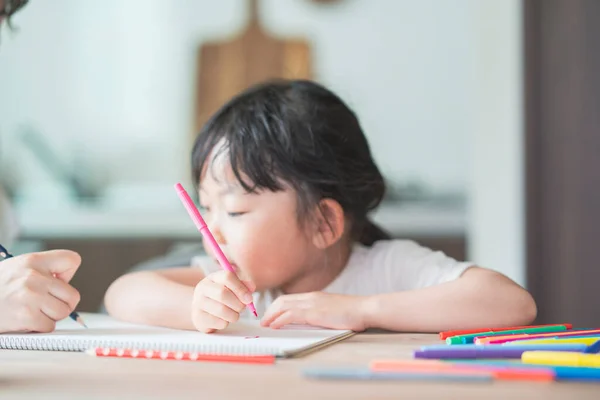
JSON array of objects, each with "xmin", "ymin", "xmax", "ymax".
[{"xmin": 193, "ymin": 0, "xmax": 312, "ymax": 136}]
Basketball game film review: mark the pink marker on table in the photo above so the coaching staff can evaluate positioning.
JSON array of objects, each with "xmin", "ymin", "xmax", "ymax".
[{"xmin": 174, "ymin": 183, "xmax": 258, "ymax": 317}]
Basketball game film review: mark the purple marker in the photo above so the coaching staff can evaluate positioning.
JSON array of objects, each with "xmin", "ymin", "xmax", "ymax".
[{"xmin": 414, "ymin": 344, "xmax": 588, "ymax": 359}]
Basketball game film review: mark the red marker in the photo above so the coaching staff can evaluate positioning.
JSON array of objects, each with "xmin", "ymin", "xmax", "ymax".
[{"xmin": 87, "ymin": 347, "xmax": 274, "ymax": 364}]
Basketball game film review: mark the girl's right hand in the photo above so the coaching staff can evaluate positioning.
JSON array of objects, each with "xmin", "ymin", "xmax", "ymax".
[{"xmin": 191, "ymin": 270, "xmax": 255, "ymax": 333}]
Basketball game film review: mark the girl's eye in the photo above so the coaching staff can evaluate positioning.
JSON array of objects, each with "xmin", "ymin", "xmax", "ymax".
[
  {"xmin": 227, "ymin": 212, "xmax": 246, "ymax": 217},
  {"xmin": 199, "ymin": 206, "xmax": 210, "ymax": 213}
]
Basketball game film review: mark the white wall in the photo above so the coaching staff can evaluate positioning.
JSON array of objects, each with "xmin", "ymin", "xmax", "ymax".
[
  {"xmin": 0, "ymin": 0, "xmax": 473, "ymax": 196},
  {"xmin": 0, "ymin": 0, "xmax": 525, "ymax": 285},
  {"xmin": 467, "ymin": 0, "xmax": 525, "ymax": 286}
]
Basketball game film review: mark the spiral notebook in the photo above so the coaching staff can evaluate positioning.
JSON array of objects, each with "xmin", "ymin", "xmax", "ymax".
[{"xmin": 0, "ymin": 313, "xmax": 354, "ymax": 358}]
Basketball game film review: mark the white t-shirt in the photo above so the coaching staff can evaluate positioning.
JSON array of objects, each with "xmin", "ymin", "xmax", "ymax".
[{"xmin": 191, "ymin": 240, "xmax": 475, "ymax": 318}]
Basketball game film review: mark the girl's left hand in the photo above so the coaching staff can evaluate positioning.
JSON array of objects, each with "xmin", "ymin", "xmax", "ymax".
[{"xmin": 260, "ymin": 292, "xmax": 370, "ymax": 331}]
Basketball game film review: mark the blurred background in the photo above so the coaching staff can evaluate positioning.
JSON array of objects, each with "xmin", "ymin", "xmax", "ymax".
[{"xmin": 0, "ymin": 0, "xmax": 598, "ymax": 325}]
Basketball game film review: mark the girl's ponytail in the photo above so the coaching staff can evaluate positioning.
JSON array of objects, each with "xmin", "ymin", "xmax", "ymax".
[{"xmin": 357, "ymin": 218, "xmax": 390, "ymax": 246}]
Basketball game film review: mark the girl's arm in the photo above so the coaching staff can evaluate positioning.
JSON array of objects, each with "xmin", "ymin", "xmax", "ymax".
[
  {"xmin": 361, "ymin": 267, "xmax": 537, "ymax": 332},
  {"xmin": 104, "ymin": 268, "xmax": 204, "ymax": 330}
]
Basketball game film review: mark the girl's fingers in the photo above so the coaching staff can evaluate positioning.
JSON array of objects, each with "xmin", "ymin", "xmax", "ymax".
[
  {"xmin": 267, "ymin": 310, "xmax": 300, "ymax": 329},
  {"xmin": 202, "ymin": 280, "xmax": 245, "ymax": 313},
  {"xmin": 242, "ymin": 280, "xmax": 256, "ymax": 292},
  {"xmin": 192, "ymin": 305, "xmax": 228, "ymax": 333},
  {"xmin": 261, "ymin": 296, "xmax": 295, "ymax": 327},
  {"xmin": 198, "ymin": 296, "xmax": 240, "ymax": 324},
  {"xmin": 210, "ymin": 271, "xmax": 254, "ymax": 304}
]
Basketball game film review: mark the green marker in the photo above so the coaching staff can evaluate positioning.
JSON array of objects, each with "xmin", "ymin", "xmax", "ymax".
[
  {"xmin": 447, "ymin": 334, "xmax": 492, "ymax": 345},
  {"xmin": 446, "ymin": 325, "xmax": 569, "ymax": 345}
]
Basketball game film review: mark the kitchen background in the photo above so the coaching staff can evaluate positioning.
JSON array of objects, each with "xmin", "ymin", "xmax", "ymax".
[{"xmin": 0, "ymin": 0, "xmax": 522, "ymax": 312}]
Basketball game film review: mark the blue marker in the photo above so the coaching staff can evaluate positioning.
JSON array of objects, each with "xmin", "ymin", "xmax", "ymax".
[
  {"xmin": 303, "ymin": 367, "xmax": 492, "ymax": 382},
  {"xmin": 584, "ymin": 340, "xmax": 600, "ymax": 354}
]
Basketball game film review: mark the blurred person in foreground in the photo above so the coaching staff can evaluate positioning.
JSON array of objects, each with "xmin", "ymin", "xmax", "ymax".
[{"xmin": 0, "ymin": 0, "xmax": 82, "ymax": 334}]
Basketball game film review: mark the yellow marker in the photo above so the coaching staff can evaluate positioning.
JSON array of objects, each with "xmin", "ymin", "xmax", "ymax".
[
  {"xmin": 522, "ymin": 351, "xmax": 600, "ymax": 367},
  {"xmin": 507, "ymin": 337, "xmax": 600, "ymax": 346}
]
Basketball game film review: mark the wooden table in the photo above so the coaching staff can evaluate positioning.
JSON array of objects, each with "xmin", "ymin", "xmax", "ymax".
[{"xmin": 1, "ymin": 332, "xmax": 598, "ymax": 399}]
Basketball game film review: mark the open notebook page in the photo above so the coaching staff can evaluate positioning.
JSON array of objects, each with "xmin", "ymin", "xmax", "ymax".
[{"xmin": 0, "ymin": 313, "xmax": 354, "ymax": 357}]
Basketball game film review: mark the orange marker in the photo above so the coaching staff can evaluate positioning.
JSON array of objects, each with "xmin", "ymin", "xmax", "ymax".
[{"xmin": 492, "ymin": 369, "xmax": 554, "ymax": 382}]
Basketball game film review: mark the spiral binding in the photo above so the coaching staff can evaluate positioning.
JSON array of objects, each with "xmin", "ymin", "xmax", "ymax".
[{"xmin": 0, "ymin": 337, "xmax": 282, "ymax": 355}]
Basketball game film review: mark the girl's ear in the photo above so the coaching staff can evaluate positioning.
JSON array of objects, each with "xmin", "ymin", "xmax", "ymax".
[{"xmin": 311, "ymin": 198, "xmax": 346, "ymax": 249}]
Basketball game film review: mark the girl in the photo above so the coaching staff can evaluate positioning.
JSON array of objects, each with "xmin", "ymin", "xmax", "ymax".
[{"xmin": 104, "ymin": 80, "xmax": 536, "ymax": 333}]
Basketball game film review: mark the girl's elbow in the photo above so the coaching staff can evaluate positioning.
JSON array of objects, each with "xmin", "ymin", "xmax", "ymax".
[
  {"xmin": 476, "ymin": 269, "xmax": 537, "ymax": 325},
  {"xmin": 104, "ymin": 273, "xmax": 138, "ymax": 319},
  {"xmin": 511, "ymin": 290, "xmax": 537, "ymax": 325},
  {"xmin": 521, "ymin": 291, "xmax": 538, "ymax": 324},
  {"xmin": 103, "ymin": 276, "xmax": 122, "ymax": 317}
]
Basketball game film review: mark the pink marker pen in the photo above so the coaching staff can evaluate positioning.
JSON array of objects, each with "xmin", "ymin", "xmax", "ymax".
[{"xmin": 174, "ymin": 183, "xmax": 258, "ymax": 317}]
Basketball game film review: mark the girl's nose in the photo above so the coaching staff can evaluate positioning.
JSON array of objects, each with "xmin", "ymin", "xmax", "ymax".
[{"xmin": 211, "ymin": 226, "xmax": 226, "ymax": 245}]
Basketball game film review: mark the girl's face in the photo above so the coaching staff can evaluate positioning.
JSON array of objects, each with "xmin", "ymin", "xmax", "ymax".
[{"xmin": 198, "ymin": 152, "xmax": 320, "ymax": 292}]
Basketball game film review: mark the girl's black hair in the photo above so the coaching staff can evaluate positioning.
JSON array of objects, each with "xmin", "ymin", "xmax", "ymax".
[{"xmin": 191, "ymin": 79, "xmax": 390, "ymax": 246}]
